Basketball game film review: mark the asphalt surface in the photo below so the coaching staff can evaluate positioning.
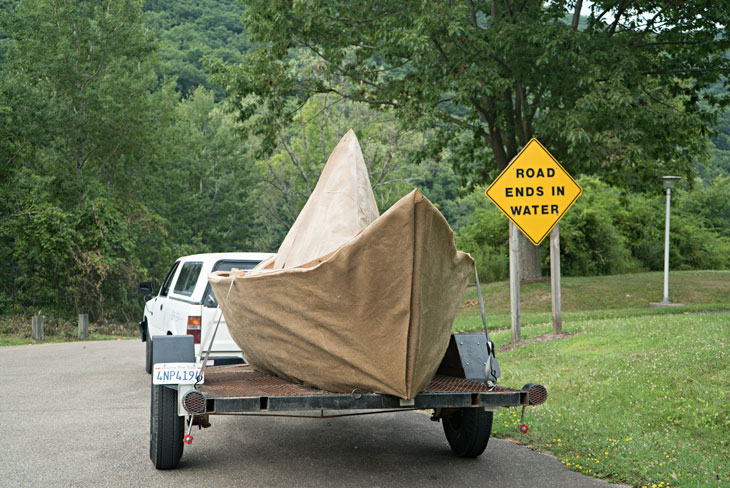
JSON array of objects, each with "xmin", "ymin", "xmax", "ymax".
[{"xmin": 0, "ymin": 340, "xmax": 623, "ymax": 487}]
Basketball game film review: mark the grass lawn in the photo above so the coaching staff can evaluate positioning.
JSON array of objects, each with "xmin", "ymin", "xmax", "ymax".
[
  {"xmin": 0, "ymin": 315, "xmax": 137, "ymax": 345},
  {"xmin": 454, "ymin": 270, "xmax": 730, "ymax": 332},
  {"xmin": 478, "ymin": 310, "xmax": 730, "ymax": 487}
]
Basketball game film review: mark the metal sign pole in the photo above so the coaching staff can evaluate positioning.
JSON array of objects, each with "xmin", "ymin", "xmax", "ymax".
[{"xmin": 509, "ymin": 222, "xmax": 521, "ymax": 345}]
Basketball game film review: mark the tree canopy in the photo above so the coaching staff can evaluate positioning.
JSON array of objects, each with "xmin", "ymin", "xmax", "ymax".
[{"xmin": 222, "ymin": 1, "xmax": 730, "ymax": 189}]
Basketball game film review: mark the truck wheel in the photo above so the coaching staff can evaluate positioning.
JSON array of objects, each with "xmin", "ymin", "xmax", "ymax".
[
  {"xmin": 150, "ymin": 384, "xmax": 184, "ymax": 469},
  {"xmin": 442, "ymin": 407, "xmax": 493, "ymax": 458},
  {"xmin": 145, "ymin": 332, "xmax": 153, "ymax": 374}
]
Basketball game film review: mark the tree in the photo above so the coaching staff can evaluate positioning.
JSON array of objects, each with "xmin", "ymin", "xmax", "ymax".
[
  {"xmin": 246, "ymin": 89, "xmax": 433, "ymax": 251},
  {"xmin": 0, "ymin": 0, "xmax": 175, "ymax": 320},
  {"xmin": 152, "ymin": 86, "xmax": 261, "ymax": 257},
  {"xmin": 218, "ymin": 0, "xmax": 730, "ymax": 279}
]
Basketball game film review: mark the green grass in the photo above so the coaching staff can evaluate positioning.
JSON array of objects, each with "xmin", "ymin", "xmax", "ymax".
[
  {"xmin": 453, "ymin": 270, "xmax": 730, "ymax": 486},
  {"xmin": 455, "ymin": 270, "xmax": 730, "ymax": 332},
  {"xmin": 484, "ymin": 311, "xmax": 730, "ymax": 487},
  {"xmin": 0, "ymin": 314, "xmax": 137, "ymax": 346}
]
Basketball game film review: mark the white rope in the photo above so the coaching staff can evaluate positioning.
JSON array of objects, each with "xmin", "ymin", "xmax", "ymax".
[{"xmin": 198, "ymin": 272, "xmax": 238, "ymax": 380}]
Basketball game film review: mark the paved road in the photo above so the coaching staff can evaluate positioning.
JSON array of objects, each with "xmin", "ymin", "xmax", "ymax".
[{"xmin": 0, "ymin": 340, "xmax": 621, "ymax": 487}]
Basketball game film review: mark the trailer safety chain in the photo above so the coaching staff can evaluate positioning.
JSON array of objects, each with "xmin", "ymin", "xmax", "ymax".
[{"xmin": 474, "ymin": 264, "xmax": 499, "ymax": 389}]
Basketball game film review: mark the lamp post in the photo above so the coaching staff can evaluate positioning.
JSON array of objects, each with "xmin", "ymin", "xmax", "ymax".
[{"xmin": 660, "ymin": 176, "xmax": 681, "ymax": 304}]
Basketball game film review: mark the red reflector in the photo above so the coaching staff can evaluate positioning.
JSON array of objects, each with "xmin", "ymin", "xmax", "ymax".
[{"xmin": 186, "ymin": 328, "xmax": 201, "ymax": 344}]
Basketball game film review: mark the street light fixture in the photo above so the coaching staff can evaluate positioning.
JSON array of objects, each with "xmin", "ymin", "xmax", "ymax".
[{"xmin": 660, "ymin": 176, "xmax": 681, "ymax": 305}]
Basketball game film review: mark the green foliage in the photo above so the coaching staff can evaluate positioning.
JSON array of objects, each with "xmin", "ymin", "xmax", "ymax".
[
  {"xmin": 153, "ymin": 86, "xmax": 261, "ymax": 258},
  {"xmin": 453, "ymin": 190, "xmax": 509, "ymax": 282},
  {"xmin": 244, "ymin": 90, "xmax": 436, "ymax": 250},
  {"xmin": 454, "ymin": 177, "xmax": 730, "ymax": 280},
  {"xmin": 144, "ymin": 0, "xmax": 249, "ymax": 97},
  {"xmin": 559, "ymin": 178, "xmax": 641, "ymax": 276},
  {"xmin": 0, "ymin": 0, "xmax": 176, "ymax": 321},
  {"xmin": 1, "ymin": 1, "xmax": 729, "ymax": 324},
  {"xmin": 222, "ymin": 1, "xmax": 729, "ymax": 189}
]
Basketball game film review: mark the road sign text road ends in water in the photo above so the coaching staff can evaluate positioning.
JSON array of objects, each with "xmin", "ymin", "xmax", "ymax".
[{"xmin": 485, "ymin": 139, "xmax": 582, "ymax": 245}]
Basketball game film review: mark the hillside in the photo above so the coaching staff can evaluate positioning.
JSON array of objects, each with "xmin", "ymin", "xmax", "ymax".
[{"xmin": 144, "ymin": 0, "xmax": 249, "ymax": 97}]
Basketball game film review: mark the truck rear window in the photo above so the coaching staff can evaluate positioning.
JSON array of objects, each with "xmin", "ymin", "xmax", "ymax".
[
  {"xmin": 202, "ymin": 260, "xmax": 260, "ymax": 307},
  {"xmin": 173, "ymin": 262, "xmax": 203, "ymax": 297}
]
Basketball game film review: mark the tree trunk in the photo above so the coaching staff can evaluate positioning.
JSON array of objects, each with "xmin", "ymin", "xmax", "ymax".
[{"xmin": 517, "ymin": 229, "xmax": 541, "ymax": 281}]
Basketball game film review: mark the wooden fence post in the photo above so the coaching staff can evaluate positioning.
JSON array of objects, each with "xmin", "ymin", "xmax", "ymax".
[
  {"xmin": 509, "ymin": 222, "xmax": 521, "ymax": 345},
  {"xmin": 78, "ymin": 314, "xmax": 89, "ymax": 340},
  {"xmin": 550, "ymin": 224, "xmax": 562, "ymax": 335},
  {"xmin": 31, "ymin": 315, "xmax": 44, "ymax": 341}
]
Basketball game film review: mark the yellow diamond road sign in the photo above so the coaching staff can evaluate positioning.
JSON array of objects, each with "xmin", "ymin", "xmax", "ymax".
[{"xmin": 485, "ymin": 138, "xmax": 582, "ymax": 246}]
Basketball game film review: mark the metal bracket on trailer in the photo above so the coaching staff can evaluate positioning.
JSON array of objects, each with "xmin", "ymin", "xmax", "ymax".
[
  {"xmin": 436, "ymin": 333, "xmax": 501, "ymax": 383},
  {"xmin": 151, "ymin": 335, "xmax": 196, "ymax": 364},
  {"xmin": 151, "ymin": 335, "xmax": 196, "ymax": 416}
]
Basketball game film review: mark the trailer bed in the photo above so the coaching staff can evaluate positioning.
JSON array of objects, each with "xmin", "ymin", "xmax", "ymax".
[{"xmin": 199, "ymin": 364, "xmax": 527, "ymax": 414}]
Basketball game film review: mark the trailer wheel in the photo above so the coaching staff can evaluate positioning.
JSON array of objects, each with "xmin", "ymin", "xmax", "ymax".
[
  {"xmin": 150, "ymin": 384, "xmax": 184, "ymax": 469},
  {"xmin": 442, "ymin": 407, "xmax": 493, "ymax": 458},
  {"xmin": 145, "ymin": 332, "xmax": 153, "ymax": 374}
]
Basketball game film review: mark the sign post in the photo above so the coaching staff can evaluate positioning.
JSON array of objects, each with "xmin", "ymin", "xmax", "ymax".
[
  {"xmin": 550, "ymin": 224, "xmax": 562, "ymax": 334},
  {"xmin": 485, "ymin": 139, "xmax": 582, "ymax": 342},
  {"xmin": 509, "ymin": 222, "xmax": 521, "ymax": 344}
]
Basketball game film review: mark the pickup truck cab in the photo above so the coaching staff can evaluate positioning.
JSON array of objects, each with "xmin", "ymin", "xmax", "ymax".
[{"xmin": 138, "ymin": 252, "xmax": 274, "ymax": 373}]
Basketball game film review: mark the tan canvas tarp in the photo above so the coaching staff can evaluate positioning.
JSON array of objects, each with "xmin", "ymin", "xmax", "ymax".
[
  {"xmin": 209, "ymin": 188, "xmax": 474, "ymax": 399},
  {"xmin": 271, "ymin": 129, "xmax": 379, "ymax": 270}
]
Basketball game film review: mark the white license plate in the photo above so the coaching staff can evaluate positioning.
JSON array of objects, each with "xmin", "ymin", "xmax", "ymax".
[{"xmin": 153, "ymin": 362, "xmax": 204, "ymax": 385}]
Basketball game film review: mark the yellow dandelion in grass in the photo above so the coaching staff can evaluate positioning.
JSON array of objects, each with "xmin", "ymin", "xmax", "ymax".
[
  {"xmin": 604, "ymin": 451, "xmax": 609, "ymax": 455},
  {"xmin": 666, "ymin": 455, "xmax": 670, "ymax": 458},
  {"xmin": 625, "ymin": 437, "xmax": 632, "ymax": 442}
]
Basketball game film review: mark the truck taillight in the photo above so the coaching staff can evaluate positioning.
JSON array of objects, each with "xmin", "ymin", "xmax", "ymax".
[{"xmin": 187, "ymin": 316, "xmax": 201, "ymax": 344}]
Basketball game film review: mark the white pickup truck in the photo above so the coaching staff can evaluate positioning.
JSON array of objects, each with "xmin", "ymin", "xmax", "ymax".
[{"xmin": 138, "ymin": 252, "xmax": 274, "ymax": 373}]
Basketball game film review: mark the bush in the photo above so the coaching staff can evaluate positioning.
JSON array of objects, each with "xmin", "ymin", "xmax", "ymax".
[
  {"xmin": 454, "ymin": 177, "xmax": 730, "ymax": 282},
  {"xmin": 454, "ymin": 189, "xmax": 509, "ymax": 282}
]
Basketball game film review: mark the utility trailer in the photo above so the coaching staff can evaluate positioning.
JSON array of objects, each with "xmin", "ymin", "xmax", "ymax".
[{"xmin": 149, "ymin": 334, "xmax": 547, "ymax": 469}]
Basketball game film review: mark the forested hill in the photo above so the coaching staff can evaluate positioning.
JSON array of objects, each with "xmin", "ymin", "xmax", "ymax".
[
  {"xmin": 141, "ymin": 1, "xmax": 730, "ymax": 180},
  {"xmin": 144, "ymin": 0, "xmax": 248, "ymax": 97}
]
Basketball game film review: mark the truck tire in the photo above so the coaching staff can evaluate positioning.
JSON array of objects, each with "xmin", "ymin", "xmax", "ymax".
[
  {"xmin": 442, "ymin": 407, "xmax": 493, "ymax": 458},
  {"xmin": 144, "ymin": 328, "xmax": 153, "ymax": 374},
  {"xmin": 150, "ymin": 383, "xmax": 184, "ymax": 469}
]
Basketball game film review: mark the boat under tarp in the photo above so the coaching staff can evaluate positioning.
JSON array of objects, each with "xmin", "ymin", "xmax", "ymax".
[{"xmin": 209, "ymin": 131, "xmax": 473, "ymax": 399}]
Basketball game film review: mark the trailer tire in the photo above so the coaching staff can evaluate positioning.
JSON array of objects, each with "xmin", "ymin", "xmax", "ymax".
[
  {"xmin": 150, "ymin": 384, "xmax": 184, "ymax": 469},
  {"xmin": 145, "ymin": 331, "xmax": 153, "ymax": 374},
  {"xmin": 442, "ymin": 407, "xmax": 493, "ymax": 458}
]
